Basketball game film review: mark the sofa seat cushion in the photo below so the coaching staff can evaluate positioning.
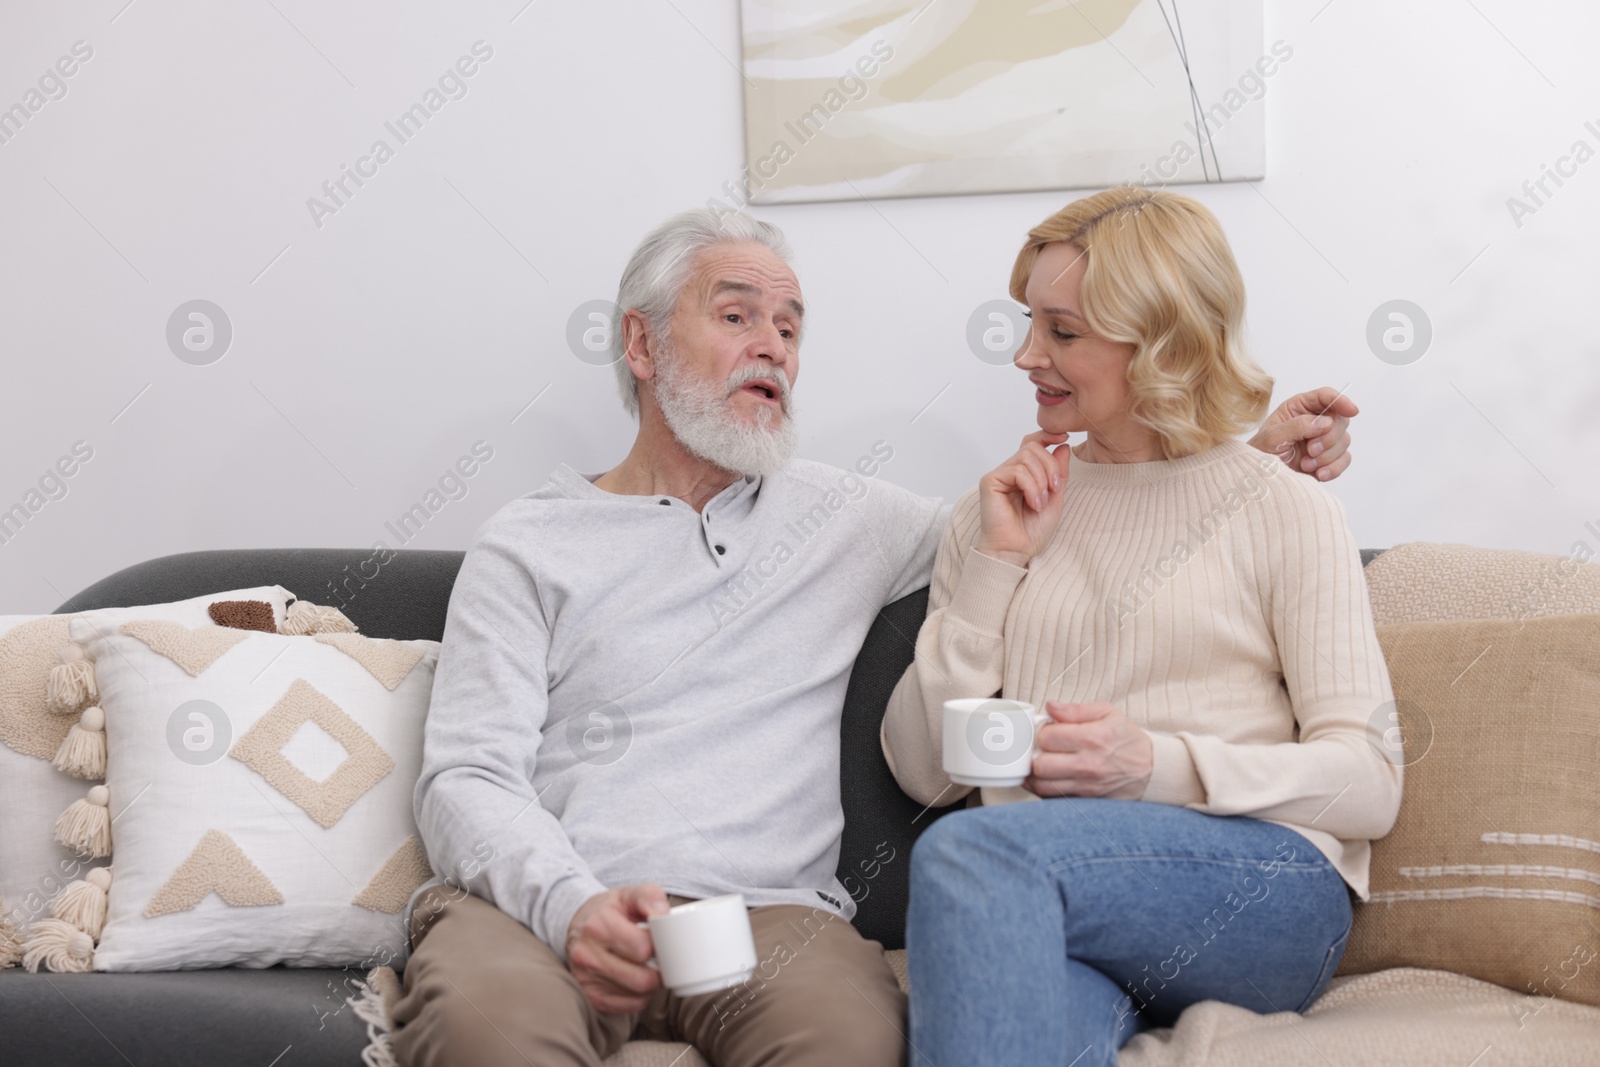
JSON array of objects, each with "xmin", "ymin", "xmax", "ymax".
[
  {"xmin": 11, "ymin": 953, "xmax": 1597, "ymax": 1066},
  {"xmin": 600, "ymin": 955, "xmax": 1600, "ymax": 1065},
  {"xmin": 1119, "ymin": 966, "xmax": 1600, "ymax": 1065},
  {"xmin": 0, "ymin": 966, "xmax": 369, "ymax": 1066},
  {"xmin": 607, "ymin": 1041, "xmax": 711, "ymax": 1066}
]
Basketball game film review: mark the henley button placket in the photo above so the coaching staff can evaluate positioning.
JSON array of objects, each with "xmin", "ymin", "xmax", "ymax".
[
  {"xmin": 701, "ymin": 478, "xmax": 755, "ymax": 565},
  {"xmin": 707, "ymin": 513, "xmax": 729, "ymax": 562}
]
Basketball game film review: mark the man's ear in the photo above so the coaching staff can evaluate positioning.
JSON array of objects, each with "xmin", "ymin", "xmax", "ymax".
[{"xmin": 620, "ymin": 310, "xmax": 658, "ymax": 386}]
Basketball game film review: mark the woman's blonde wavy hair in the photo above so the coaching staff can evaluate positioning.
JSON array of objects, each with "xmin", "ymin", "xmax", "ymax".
[{"xmin": 1009, "ymin": 187, "xmax": 1273, "ymax": 459}]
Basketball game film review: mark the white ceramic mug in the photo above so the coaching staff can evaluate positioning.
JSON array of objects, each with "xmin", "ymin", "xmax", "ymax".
[
  {"xmin": 644, "ymin": 894, "xmax": 758, "ymax": 997},
  {"xmin": 942, "ymin": 698, "xmax": 1046, "ymax": 788}
]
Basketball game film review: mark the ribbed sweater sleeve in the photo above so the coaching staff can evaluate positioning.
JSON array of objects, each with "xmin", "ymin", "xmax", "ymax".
[
  {"xmin": 1162, "ymin": 486, "xmax": 1403, "ymax": 841},
  {"xmin": 881, "ymin": 487, "xmax": 1028, "ymax": 806}
]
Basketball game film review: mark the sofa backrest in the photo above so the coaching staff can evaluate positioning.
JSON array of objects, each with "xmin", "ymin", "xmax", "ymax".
[
  {"xmin": 55, "ymin": 547, "xmax": 1384, "ymax": 951},
  {"xmin": 52, "ymin": 547, "xmax": 938, "ymax": 946},
  {"xmin": 54, "ymin": 548, "xmax": 465, "ymax": 641}
]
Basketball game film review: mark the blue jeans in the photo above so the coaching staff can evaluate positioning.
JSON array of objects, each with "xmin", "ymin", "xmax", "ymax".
[{"xmin": 906, "ymin": 799, "xmax": 1352, "ymax": 1067}]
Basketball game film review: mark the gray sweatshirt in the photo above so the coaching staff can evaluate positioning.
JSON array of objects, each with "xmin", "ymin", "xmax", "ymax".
[{"xmin": 413, "ymin": 452, "xmax": 947, "ymax": 956}]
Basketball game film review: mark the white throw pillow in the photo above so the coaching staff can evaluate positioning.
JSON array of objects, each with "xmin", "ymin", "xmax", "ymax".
[
  {"xmin": 0, "ymin": 587, "xmax": 296, "ymax": 962},
  {"xmin": 72, "ymin": 619, "xmax": 437, "ymax": 971}
]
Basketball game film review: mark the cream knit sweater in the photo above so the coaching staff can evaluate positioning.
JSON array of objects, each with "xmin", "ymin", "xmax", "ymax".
[{"xmin": 881, "ymin": 439, "xmax": 1402, "ymax": 898}]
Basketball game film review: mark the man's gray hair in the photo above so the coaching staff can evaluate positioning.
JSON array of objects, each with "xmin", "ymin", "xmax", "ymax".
[{"xmin": 612, "ymin": 208, "xmax": 794, "ymax": 418}]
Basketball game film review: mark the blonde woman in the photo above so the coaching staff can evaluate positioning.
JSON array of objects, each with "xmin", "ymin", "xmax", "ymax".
[{"xmin": 882, "ymin": 188, "xmax": 1402, "ymax": 1066}]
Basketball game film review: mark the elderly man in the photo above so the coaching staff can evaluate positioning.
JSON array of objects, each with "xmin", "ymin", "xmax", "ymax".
[{"xmin": 389, "ymin": 208, "xmax": 1357, "ymax": 1067}]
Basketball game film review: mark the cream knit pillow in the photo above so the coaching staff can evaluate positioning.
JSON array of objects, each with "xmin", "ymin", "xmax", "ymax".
[{"xmin": 1364, "ymin": 541, "xmax": 1600, "ymax": 624}]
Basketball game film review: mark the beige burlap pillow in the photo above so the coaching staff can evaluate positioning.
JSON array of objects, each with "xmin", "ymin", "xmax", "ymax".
[
  {"xmin": 1339, "ymin": 613, "xmax": 1600, "ymax": 1007},
  {"xmin": 1364, "ymin": 541, "xmax": 1600, "ymax": 624}
]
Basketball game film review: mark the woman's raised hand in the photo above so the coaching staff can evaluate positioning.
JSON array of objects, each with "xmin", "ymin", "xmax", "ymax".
[{"xmin": 973, "ymin": 431, "xmax": 1073, "ymax": 568}]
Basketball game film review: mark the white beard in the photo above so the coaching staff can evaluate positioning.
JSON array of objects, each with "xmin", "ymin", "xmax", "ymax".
[{"xmin": 652, "ymin": 342, "xmax": 799, "ymax": 478}]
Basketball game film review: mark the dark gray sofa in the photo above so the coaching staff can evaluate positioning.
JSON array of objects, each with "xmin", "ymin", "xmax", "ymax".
[
  {"xmin": 0, "ymin": 547, "xmax": 959, "ymax": 1066},
  {"xmin": 0, "ymin": 546, "xmax": 1386, "ymax": 1065}
]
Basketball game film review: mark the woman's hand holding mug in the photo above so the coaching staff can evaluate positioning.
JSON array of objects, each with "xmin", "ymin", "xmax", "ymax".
[
  {"xmin": 974, "ymin": 431, "xmax": 1074, "ymax": 569},
  {"xmin": 1025, "ymin": 701, "xmax": 1153, "ymax": 801}
]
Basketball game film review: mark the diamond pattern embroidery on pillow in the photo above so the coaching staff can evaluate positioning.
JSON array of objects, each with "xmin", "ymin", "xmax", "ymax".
[
  {"xmin": 230, "ymin": 678, "xmax": 395, "ymax": 829},
  {"xmin": 120, "ymin": 620, "xmax": 249, "ymax": 677},
  {"xmin": 144, "ymin": 829, "xmax": 284, "ymax": 917},
  {"xmin": 313, "ymin": 633, "xmax": 427, "ymax": 691},
  {"xmin": 0, "ymin": 616, "xmax": 76, "ymax": 760},
  {"xmin": 353, "ymin": 836, "xmax": 434, "ymax": 914}
]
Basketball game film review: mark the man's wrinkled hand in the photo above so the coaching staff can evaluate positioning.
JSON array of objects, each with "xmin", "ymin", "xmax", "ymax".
[
  {"xmin": 1250, "ymin": 387, "xmax": 1358, "ymax": 481},
  {"xmin": 565, "ymin": 884, "xmax": 670, "ymax": 1015}
]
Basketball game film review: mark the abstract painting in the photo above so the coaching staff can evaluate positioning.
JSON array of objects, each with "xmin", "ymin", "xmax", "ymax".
[{"xmin": 737, "ymin": 0, "xmax": 1269, "ymax": 203}]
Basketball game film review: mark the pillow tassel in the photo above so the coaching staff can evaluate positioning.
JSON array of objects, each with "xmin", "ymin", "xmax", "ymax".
[
  {"xmin": 21, "ymin": 919, "xmax": 95, "ymax": 973},
  {"xmin": 0, "ymin": 905, "xmax": 22, "ymax": 969},
  {"xmin": 51, "ymin": 867, "xmax": 112, "ymax": 940},
  {"xmin": 280, "ymin": 600, "xmax": 358, "ymax": 636},
  {"xmin": 47, "ymin": 644, "xmax": 97, "ymax": 714},
  {"xmin": 55, "ymin": 785, "xmax": 112, "ymax": 858},
  {"xmin": 349, "ymin": 966, "xmax": 402, "ymax": 1067},
  {"xmin": 52, "ymin": 705, "xmax": 107, "ymax": 779}
]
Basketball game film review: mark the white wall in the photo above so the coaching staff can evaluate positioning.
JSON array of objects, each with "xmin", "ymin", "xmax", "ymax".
[{"xmin": 2, "ymin": 0, "xmax": 1596, "ymax": 613}]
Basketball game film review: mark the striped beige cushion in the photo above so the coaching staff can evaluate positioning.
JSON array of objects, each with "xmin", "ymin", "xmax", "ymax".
[
  {"xmin": 1337, "ymin": 614, "xmax": 1600, "ymax": 1008},
  {"xmin": 1365, "ymin": 541, "xmax": 1600, "ymax": 624}
]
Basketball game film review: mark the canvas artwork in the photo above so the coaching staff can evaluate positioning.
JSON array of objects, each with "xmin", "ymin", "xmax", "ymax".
[{"xmin": 737, "ymin": 0, "xmax": 1270, "ymax": 204}]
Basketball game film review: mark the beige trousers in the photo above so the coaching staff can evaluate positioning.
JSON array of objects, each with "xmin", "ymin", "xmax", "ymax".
[{"xmin": 390, "ymin": 887, "xmax": 907, "ymax": 1067}]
